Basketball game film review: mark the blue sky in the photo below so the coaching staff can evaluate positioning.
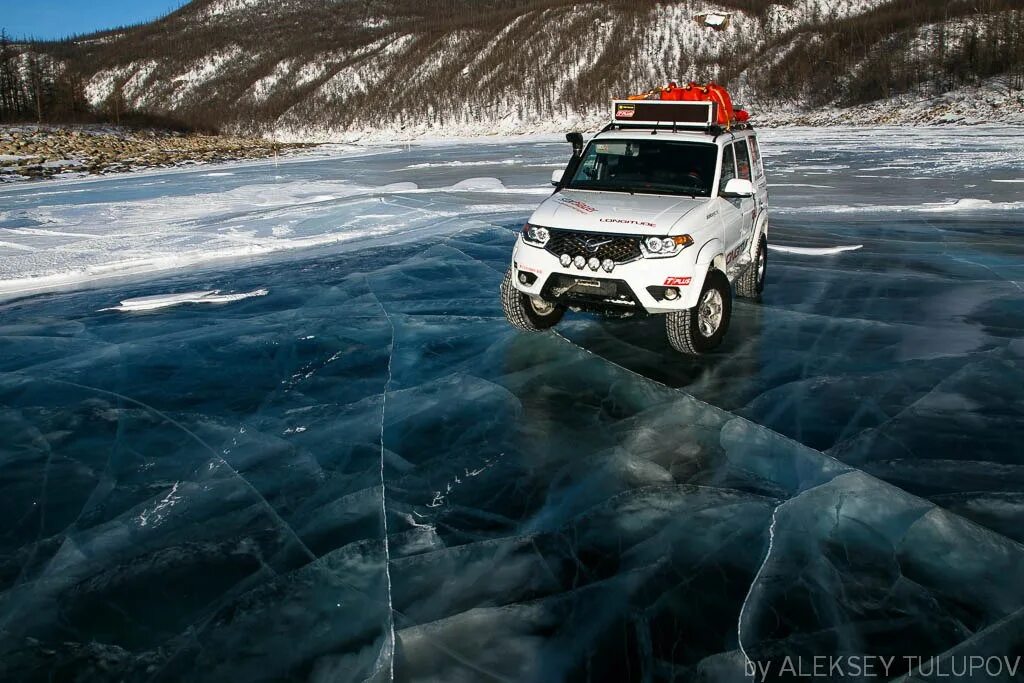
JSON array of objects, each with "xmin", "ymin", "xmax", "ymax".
[{"xmin": 1, "ymin": 0, "xmax": 189, "ymax": 41}]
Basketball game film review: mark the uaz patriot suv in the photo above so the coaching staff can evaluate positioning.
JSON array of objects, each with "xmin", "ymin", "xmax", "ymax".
[{"xmin": 501, "ymin": 97, "xmax": 768, "ymax": 355}]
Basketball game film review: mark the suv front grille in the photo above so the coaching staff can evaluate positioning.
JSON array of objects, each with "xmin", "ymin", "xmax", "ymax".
[{"xmin": 545, "ymin": 229, "xmax": 642, "ymax": 264}]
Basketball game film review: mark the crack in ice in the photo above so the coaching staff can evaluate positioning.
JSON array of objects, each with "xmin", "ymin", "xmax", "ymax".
[
  {"xmin": 368, "ymin": 287, "xmax": 397, "ymax": 681},
  {"xmin": 33, "ymin": 377, "xmax": 318, "ymax": 563},
  {"xmin": 737, "ymin": 500, "xmax": 778, "ymax": 671}
]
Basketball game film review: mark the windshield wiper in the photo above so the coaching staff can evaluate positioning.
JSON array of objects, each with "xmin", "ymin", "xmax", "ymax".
[
  {"xmin": 567, "ymin": 183, "xmax": 636, "ymax": 194},
  {"xmin": 629, "ymin": 185, "xmax": 702, "ymax": 199}
]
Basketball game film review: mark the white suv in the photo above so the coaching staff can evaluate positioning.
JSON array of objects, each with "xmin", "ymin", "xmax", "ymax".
[{"xmin": 501, "ymin": 104, "xmax": 769, "ymax": 355}]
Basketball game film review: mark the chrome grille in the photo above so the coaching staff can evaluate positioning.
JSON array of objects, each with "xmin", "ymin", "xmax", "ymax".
[{"xmin": 545, "ymin": 230, "xmax": 642, "ymax": 264}]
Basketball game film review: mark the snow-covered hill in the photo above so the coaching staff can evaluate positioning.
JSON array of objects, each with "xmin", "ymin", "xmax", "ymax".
[{"xmin": 49, "ymin": 0, "xmax": 1024, "ymax": 139}]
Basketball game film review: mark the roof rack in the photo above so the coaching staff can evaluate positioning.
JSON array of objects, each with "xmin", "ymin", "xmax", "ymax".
[{"xmin": 599, "ymin": 120, "xmax": 754, "ymax": 136}]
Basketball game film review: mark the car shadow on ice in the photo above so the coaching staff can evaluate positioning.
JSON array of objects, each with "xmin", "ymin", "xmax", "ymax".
[{"xmin": 554, "ymin": 299, "xmax": 768, "ymax": 406}]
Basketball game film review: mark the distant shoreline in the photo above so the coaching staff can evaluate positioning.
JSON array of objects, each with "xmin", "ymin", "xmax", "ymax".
[
  {"xmin": 0, "ymin": 125, "xmax": 315, "ymax": 182},
  {"xmin": 5, "ymin": 95, "xmax": 1023, "ymax": 182}
]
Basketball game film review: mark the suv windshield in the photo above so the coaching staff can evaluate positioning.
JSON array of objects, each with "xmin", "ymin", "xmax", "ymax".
[{"xmin": 566, "ymin": 139, "xmax": 718, "ymax": 197}]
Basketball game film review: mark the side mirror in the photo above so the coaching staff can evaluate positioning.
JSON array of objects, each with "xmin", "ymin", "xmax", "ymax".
[
  {"xmin": 551, "ymin": 168, "xmax": 565, "ymax": 186},
  {"xmin": 566, "ymin": 132, "xmax": 584, "ymax": 157},
  {"xmin": 721, "ymin": 178, "xmax": 754, "ymax": 198}
]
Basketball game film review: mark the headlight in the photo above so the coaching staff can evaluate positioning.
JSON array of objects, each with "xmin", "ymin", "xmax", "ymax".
[
  {"xmin": 642, "ymin": 234, "xmax": 694, "ymax": 259},
  {"xmin": 521, "ymin": 223, "xmax": 551, "ymax": 247}
]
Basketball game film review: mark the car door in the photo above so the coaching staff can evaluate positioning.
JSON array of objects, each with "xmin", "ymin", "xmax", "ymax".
[
  {"xmin": 716, "ymin": 142, "xmax": 743, "ymax": 269},
  {"xmin": 732, "ymin": 138, "xmax": 757, "ymax": 252}
]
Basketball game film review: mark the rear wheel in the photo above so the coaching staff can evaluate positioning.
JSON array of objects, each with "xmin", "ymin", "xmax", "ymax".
[
  {"xmin": 500, "ymin": 269, "xmax": 565, "ymax": 331},
  {"xmin": 736, "ymin": 235, "xmax": 767, "ymax": 300},
  {"xmin": 666, "ymin": 269, "xmax": 732, "ymax": 355}
]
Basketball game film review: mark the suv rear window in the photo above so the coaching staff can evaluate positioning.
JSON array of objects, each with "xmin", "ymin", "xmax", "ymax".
[{"xmin": 567, "ymin": 139, "xmax": 718, "ymax": 197}]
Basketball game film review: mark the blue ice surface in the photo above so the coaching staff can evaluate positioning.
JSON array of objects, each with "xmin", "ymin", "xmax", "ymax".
[{"xmin": 0, "ymin": 128, "xmax": 1023, "ymax": 681}]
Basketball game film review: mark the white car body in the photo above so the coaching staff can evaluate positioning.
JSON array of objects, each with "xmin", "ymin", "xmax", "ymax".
[{"xmin": 510, "ymin": 127, "xmax": 769, "ymax": 315}]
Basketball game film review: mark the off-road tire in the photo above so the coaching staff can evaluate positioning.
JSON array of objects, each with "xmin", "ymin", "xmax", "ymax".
[
  {"xmin": 735, "ymin": 235, "xmax": 767, "ymax": 300},
  {"xmin": 501, "ymin": 269, "xmax": 565, "ymax": 331},
  {"xmin": 666, "ymin": 269, "xmax": 732, "ymax": 355}
]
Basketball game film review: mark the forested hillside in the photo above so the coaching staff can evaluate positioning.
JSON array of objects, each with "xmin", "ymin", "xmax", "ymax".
[{"xmin": 1, "ymin": 0, "xmax": 1022, "ymax": 138}]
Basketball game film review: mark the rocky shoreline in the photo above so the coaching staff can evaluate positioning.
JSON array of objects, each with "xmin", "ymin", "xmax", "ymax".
[{"xmin": 0, "ymin": 126, "xmax": 316, "ymax": 181}]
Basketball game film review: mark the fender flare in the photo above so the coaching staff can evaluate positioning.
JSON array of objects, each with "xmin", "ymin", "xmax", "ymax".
[
  {"xmin": 750, "ymin": 213, "xmax": 769, "ymax": 257},
  {"xmin": 696, "ymin": 238, "xmax": 725, "ymax": 269},
  {"xmin": 683, "ymin": 239, "xmax": 725, "ymax": 308}
]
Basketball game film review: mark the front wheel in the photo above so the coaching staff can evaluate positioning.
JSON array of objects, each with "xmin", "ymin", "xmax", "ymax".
[
  {"xmin": 666, "ymin": 269, "xmax": 732, "ymax": 355},
  {"xmin": 500, "ymin": 269, "xmax": 565, "ymax": 331},
  {"xmin": 735, "ymin": 234, "xmax": 767, "ymax": 300}
]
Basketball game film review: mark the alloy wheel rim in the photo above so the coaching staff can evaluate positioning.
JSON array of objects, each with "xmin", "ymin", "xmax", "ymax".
[
  {"xmin": 757, "ymin": 247, "xmax": 766, "ymax": 281},
  {"xmin": 697, "ymin": 289, "xmax": 723, "ymax": 337}
]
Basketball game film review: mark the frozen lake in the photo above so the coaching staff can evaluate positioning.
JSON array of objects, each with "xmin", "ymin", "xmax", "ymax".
[{"xmin": 1, "ymin": 128, "xmax": 1023, "ymax": 681}]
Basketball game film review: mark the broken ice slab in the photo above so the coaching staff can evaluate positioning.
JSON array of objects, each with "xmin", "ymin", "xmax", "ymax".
[
  {"xmin": 738, "ymin": 469, "xmax": 1024, "ymax": 681},
  {"xmin": 363, "ymin": 241, "xmax": 1024, "ymax": 679}
]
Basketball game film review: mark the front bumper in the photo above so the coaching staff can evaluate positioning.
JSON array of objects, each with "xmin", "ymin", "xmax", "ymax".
[{"xmin": 511, "ymin": 237, "xmax": 701, "ymax": 314}]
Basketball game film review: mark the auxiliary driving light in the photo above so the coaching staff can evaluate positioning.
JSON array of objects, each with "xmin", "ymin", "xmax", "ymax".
[
  {"xmin": 587, "ymin": 257, "xmax": 600, "ymax": 271},
  {"xmin": 573, "ymin": 255, "xmax": 586, "ymax": 269},
  {"xmin": 518, "ymin": 272, "xmax": 529, "ymax": 284},
  {"xmin": 559, "ymin": 253, "xmax": 572, "ymax": 267},
  {"xmin": 664, "ymin": 287, "xmax": 680, "ymax": 300},
  {"xmin": 601, "ymin": 258, "xmax": 615, "ymax": 273}
]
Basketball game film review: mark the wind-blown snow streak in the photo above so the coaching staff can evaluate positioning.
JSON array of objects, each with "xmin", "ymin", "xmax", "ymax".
[
  {"xmin": 99, "ymin": 288, "xmax": 268, "ymax": 312},
  {"xmin": 778, "ymin": 199, "xmax": 1024, "ymax": 214},
  {"xmin": 768, "ymin": 244, "xmax": 863, "ymax": 255}
]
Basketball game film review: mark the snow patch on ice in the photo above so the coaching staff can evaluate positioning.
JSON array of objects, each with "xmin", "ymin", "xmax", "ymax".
[
  {"xmin": 924, "ymin": 198, "xmax": 1024, "ymax": 212},
  {"xmin": 406, "ymin": 159, "xmax": 523, "ymax": 169},
  {"xmin": 778, "ymin": 198, "xmax": 1024, "ymax": 214},
  {"xmin": 442, "ymin": 177, "xmax": 547, "ymax": 194},
  {"xmin": 137, "ymin": 482, "xmax": 182, "ymax": 528},
  {"xmin": 769, "ymin": 244, "xmax": 863, "ymax": 255},
  {"xmin": 448, "ymin": 177, "xmax": 507, "ymax": 192},
  {"xmin": 100, "ymin": 288, "xmax": 268, "ymax": 312},
  {"xmin": 380, "ymin": 182, "xmax": 419, "ymax": 191}
]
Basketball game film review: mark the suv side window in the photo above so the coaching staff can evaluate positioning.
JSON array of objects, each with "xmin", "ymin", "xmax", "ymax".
[
  {"xmin": 734, "ymin": 140, "xmax": 752, "ymax": 181},
  {"xmin": 748, "ymin": 137, "xmax": 763, "ymax": 179},
  {"xmin": 720, "ymin": 144, "xmax": 737, "ymax": 191}
]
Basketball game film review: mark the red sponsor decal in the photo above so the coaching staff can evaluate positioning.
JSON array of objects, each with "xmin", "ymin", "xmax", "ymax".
[
  {"xmin": 518, "ymin": 264, "xmax": 542, "ymax": 275},
  {"xmin": 725, "ymin": 239, "xmax": 748, "ymax": 265},
  {"xmin": 615, "ymin": 109, "xmax": 635, "ymax": 119},
  {"xmin": 555, "ymin": 196, "xmax": 597, "ymax": 214},
  {"xmin": 664, "ymin": 277, "xmax": 691, "ymax": 286}
]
